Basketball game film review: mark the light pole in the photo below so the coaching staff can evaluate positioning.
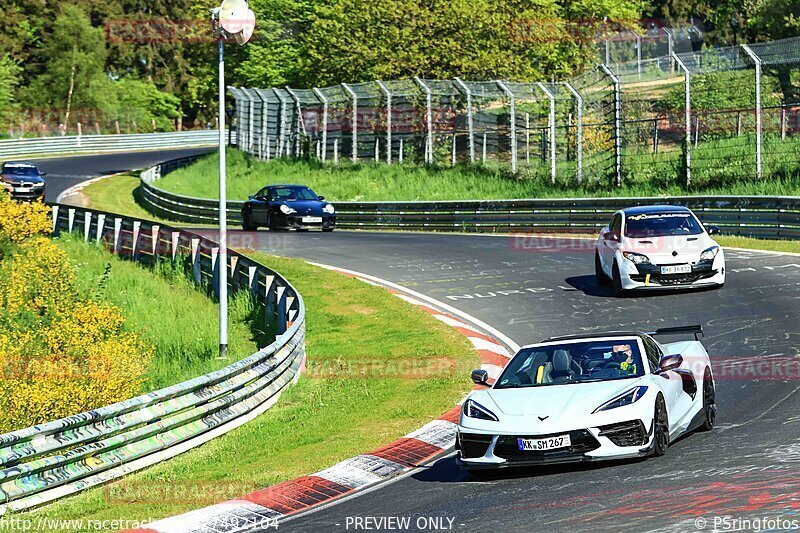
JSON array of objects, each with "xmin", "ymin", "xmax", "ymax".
[{"xmin": 211, "ymin": 0, "xmax": 255, "ymax": 359}]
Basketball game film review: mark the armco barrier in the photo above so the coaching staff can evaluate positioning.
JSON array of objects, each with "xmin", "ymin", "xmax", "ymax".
[
  {"xmin": 137, "ymin": 156, "xmax": 800, "ymax": 240},
  {"xmin": 0, "ymin": 204, "xmax": 304, "ymax": 512},
  {"xmin": 0, "ymin": 130, "xmax": 233, "ymax": 158}
]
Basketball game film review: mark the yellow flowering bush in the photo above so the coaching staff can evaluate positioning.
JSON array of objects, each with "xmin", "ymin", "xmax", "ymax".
[{"xmin": 0, "ymin": 193, "xmax": 153, "ymax": 433}]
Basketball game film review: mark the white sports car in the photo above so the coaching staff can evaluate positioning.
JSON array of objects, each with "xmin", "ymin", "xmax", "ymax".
[
  {"xmin": 456, "ymin": 326, "xmax": 716, "ymax": 471},
  {"xmin": 594, "ymin": 205, "xmax": 726, "ymax": 296}
]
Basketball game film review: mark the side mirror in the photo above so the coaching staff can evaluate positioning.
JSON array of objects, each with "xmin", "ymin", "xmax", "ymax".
[
  {"xmin": 603, "ymin": 231, "xmax": 620, "ymax": 242},
  {"xmin": 656, "ymin": 354, "xmax": 683, "ymax": 374},
  {"xmin": 318, "ymin": 195, "xmax": 325, "ymax": 201},
  {"xmin": 40, "ymin": 172, "xmax": 48, "ymax": 177},
  {"xmin": 707, "ymin": 225, "xmax": 720, "ymax": 235},
  {"xmin": 471, "ymin": 369, "xmax": 489, "ymax": 385}
]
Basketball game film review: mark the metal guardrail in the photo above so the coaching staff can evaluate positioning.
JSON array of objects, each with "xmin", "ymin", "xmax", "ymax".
[
  {"xmin": 137, "ymin": 156, "xmax": 800, "ymax": 240},
  {"xmin": 0, "ymin": 130, "xmax": 234, "ymax": 159},
  {"xmin": 0, "ymin": 204, "xmax": 304, "ymax": 512}
]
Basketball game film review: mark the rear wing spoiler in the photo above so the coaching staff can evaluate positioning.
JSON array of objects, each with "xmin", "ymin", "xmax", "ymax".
[{"xmin": 648, "ymin": 325, "xmax": 704, "ymax": 341}]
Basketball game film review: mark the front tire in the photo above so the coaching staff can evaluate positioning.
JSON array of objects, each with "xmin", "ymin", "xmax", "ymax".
[
  {"xmin": 595, "ymin": 252, "xmax": 610, "ymax": 285},
  {"xmin": 322, "ymin": 227, "xmax": 334, "ymax": 233},
  {"xmin": 699, "ymin": 368, "xmax": 716, "ymax": 431},
  {"xmin": 652, "ymin": 395, "xmax": 669, "ymax": 457}
]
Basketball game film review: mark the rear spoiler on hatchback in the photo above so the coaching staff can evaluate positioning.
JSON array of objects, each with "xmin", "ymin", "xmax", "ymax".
[{"xmin": 648, "ymin": 325, "xmax": 704, "ymax": 341}]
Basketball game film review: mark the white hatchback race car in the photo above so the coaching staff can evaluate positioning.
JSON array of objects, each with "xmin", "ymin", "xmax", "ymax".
[
  {"xmin": 594, "ymin": 205, "xmax": 726, "ymax": 296},
  {"xmin": 456, "ymin": 326, "xmax": 716, "ymax": 471}
]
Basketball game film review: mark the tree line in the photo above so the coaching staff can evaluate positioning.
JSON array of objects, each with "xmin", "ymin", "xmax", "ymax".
[{"xmin": 0, "ymin": 0, "xmax": 796, "ymax": 134}]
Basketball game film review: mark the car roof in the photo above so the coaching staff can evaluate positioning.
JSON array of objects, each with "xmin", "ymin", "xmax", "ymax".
[
  {"xmin": 2, "ymin": 161, "xmax": 38, "ymax": 168},
  {"xmin": 264, "ymin": 184, "xmax": 310, "ymax": 189},
  {"xmin": 620, "ymin": 205, "xmax": 691, "ymax": 216},
  {"xmin": 540, "ymin": 332, "xmax": 646, "ymax": 343}
]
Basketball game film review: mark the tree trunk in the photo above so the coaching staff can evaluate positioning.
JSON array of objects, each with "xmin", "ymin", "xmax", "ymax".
[{"xmin": 775, "ymin": 65, "xmax": 798, "ymax": 104}]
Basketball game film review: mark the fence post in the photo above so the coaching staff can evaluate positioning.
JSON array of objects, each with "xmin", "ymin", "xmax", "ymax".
[
  {"xmin": 51, "ymin": 205, "xmax": 60, "ymax": 234},
  {"xmin": 537, "ymin": 82, "xmax": 557, "ymax": 184},
  {"xmin": 496, "ymin": 81, "xmax": 517, "ymax": 174},
  {"xmin": 151, "ymin": 225, "xmax": 160, "ymax": 256},
  {"xmin": 664, "ymin": 28, "xmax": 675, "ymax": 74},
  {"xmin": 599, "ymin": 64, "xmax": 622, "ymax": 187},
  {"xmin": 211, "ymin": 247, "xmax": 220, "ymax": 299},
  {"xmin": 454, "ymin": 77, "xmax": 475, "ymax": 163},
  {"xmin": 636, "ymin": 33, "xmax": 643, "ymax": 79},
  {"xmin": 414, "ymin": 77, "xmax": 434, "ymax": 164},
  {"xmin": 564, "ymin": 82, "xmax": 583, "ymax": 184},
  {"xmin": 171, "ymin": 231, "xmax": 180, "ymax": 261},
  {"xmin": 276, "ymin": 285, "xmax": 287, "ymax": 335},
  {"xmin": 191, "ymin": 238, "xmax": 201, "ymax": 284},
  {"xmin": 341, "ymin": 83, "xmax": 358, "ymax": 163},
  {"xmin": 132, "ymin": 220, "xmax": 141, "ymax": 260},
  {"xmin": 264, "ymin": 274, "xmax": 275, "ymax": 327},
  {"xmin": 285, "ymin": 87, "xmax": 304, "ymax": 158},
  {"xmin": 312, "ymin": 88, "xmax": 328, "ymax": 162},
  {"xmin": 333, "ymin": 138, "xmax": 339, "ymax": 164},
  {"xmin": 376, "ymin": 80, "xmax": 392, "ymax": 164},
  {"xmin": 68, "ymin": 208, "xmax": 75, "ymax": 233},
  {"xmin": 525, "ymin": 113, "xmax": 530, "ymax": 164},
  {"xmin": 741, "ymin": 44, "xmax": 763, "ymax": 180},
  {"xmin": 258, "ymin": 91, "xmax": 269, "ymax": 160},
  {"xmin": 482, "ymin": 133, "xmax": 487, "ymax": 163},
  {"xmin": 673, "ymin": 53, "xmax": 692, "ymax": 186},
  {"xmin": 114, "ymin": 217, "xmax": 122, "ymax": 254}
]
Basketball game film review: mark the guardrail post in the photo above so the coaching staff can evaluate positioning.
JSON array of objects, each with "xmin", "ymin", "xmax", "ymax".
[
  {"xmin": 741, "ymin": 44, "xmax": 763, "ymax": 180},
  {"xmin": 564, "ymin": 82, "xmax": 583, "ymax": 184},
  {"xmin": 51, "ymin": 205, "xmax": 60, "ymax": 235},
  {"xmin": 341, "ymin": 83, "xmax": 358, "ymax": 162},
  {"xmin": 96, "ymin": 213, "xmax": 105, "ymax": 243},
  {"xmin": 536, "ymin": 82, "xmax": 557, "ymax": 184},
  {"xmin": 248, "ymin": 265, "xmax": 258, "ymax": 294},
  {"xmin": 673, "ymin": 53, "xmax": 692, "ymax": 186},
  {"xmin": 191, "ymin": 238, "xmax": 201, "ymax": 284},
  {"xmin": 599, "ymin": 64, "xmax": 622, "ymax": 187},
  {"xmin": 68, "ymin": 208, "xmax": 75, "ymax": 233},
  {"xmin": 132, "ymin": 221, "xmax": 141, "ymax": 260},
  {"xmin": 151, "ymin": 225, "xmax": 160, "ymax": 256},
  {"xmin": 113, "ymin": 217, "xmax": 122, "ymax": 254},
  {"xmin": 264, "ymin": 274, "xmax": 275, "ymax": 328},
  {"xmin": 211, "ymin": 247, "xmax": 220, "ymax": 299},
  {"xmin": 276, "ymin": 285, "xmax": 287, "ymax": 335},
  {"xmin": 229, "ymin": 255, "xmax": 239, "ymax": 291},
  {"xmin": 171, "ymin": 231, "xmax": 180, "ymax": 260},
  {"xmin": 497, "ymin": 81, "xmax": 517, "ymax": 174},
  {"xmin": 454, "ymin": 77, "xmax": 475, "ymax": 163},
  {"xmin": 80, "ymin": 211, "xmax": 90, "ymax": 242},
  {"xmin": 376, "ymin": 80, "xmax": 392, "ymax": 164}
]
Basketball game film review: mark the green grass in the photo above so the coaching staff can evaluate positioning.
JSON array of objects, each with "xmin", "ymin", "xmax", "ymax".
[
  {"xmin": 6, "ymin": 251, "xmax": 477, "ymax": 529},
  {"xmin": 153, "ymin": 144, "xmax": 800, "ymax": 202},
  {"xmin": 55, "ymin": 234, "xmax": 260, "ymax": 390}
]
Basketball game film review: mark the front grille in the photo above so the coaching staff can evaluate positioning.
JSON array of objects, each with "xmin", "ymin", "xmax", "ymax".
[
  {"xmin": 457, "ymin": 433, "xmax": 493, "ymax": 459},
  {"xmin": 493, "ymin": 430, "xmax": 600, "ymax": 463},
  {"xmin": 598, "ymin": 420, "xmax": 647, "ymax": 447}
]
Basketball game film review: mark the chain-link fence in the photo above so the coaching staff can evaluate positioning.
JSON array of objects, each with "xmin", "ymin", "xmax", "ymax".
[{"xmin": 230, "ymin": 35, "xmax": 800, "ymax": 187}]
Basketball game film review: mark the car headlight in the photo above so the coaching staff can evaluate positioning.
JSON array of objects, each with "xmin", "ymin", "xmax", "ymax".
[
  {"xmin": 279, "ymin": 204, "xmax": 296, "ymax": 215},
  {"xmin": 323, "ymin": 203, "xmax": 335, "ymax": 214},
  {"xmin": 623, "ymin": 252, "xmax": 651, "ymax": 265},
  {"xmin": 593, "ymin": 386, "xmax": 648, "ymax": 413},
  {"xmin": 463, "ymin": 399, "xmax": 499, "ymax": 422},
  {"xmin": 699, "ymin": 246, "xmax": 719, "ymax": 262}
]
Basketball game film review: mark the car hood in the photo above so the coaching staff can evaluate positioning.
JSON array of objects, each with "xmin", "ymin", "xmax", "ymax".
[
  {"xmin": 2, "ymin": 174, "xmax": 44, "ymax": 185},
  {"xmin": 484, "ymin": 379, "xmax": 644, "ymax": 417},
  {"xmin": 278, "ymin": 200, "xmax": 325, "ymax": 215},
  {"xmin": 622, "ymin": 234, "xmax": 715, "ymax": 262}
]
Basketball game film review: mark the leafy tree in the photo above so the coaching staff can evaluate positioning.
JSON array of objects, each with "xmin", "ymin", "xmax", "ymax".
[{"xmin": 0, "ymin": 55, "xmax": 22, "ymax": 109}]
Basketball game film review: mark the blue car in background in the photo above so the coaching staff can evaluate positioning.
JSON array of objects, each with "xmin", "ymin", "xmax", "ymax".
[
  {"xmin": 241, "ymin": 184, "xmax": 336, "ymax": 232},
  {"xmin": 1, "ymin": 162, "xmax": 46, "ymax": 201}
]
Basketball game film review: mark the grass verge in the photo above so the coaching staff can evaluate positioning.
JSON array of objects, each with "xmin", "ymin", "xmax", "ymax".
[
  {"xmin": 55, "ymin": 234, "xmax": 260, "ymax": 390},
  {"xmin": 154, "ymin": 148, "xmax": 800, "ymax": 202},
  {"xmin": 4, "ymin": 250, "xmax": 477, "ymax": 529}
]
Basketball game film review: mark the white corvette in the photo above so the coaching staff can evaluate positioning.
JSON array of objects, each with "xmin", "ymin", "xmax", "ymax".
[
  {"xmin": 594, "ymin": 205, "xmax": 726, "ymax": 296},
  {"xmin": 456, "ymin": 326, "xmax": 716, "ymax": 471}
]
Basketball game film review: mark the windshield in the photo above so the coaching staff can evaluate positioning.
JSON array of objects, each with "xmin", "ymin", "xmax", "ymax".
[
  {"xmin": 494, "ymin": 339, "xmax": 645, "ymax": 389},
  {"xmin": 2, "ymin": 166, "xmax": 40, "ymax": 177},
  {"xmin": 624, "ymin": 212, "xmax": 703, "ymax": 238},
  {"xmin": 269, "ymin": 187, "xmax": 318, "ymax": 201}
]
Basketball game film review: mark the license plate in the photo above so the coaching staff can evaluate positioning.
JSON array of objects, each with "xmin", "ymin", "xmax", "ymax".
[
  {"xmin": 661, "ymin": 264, "xmax": 691, "ymax": 275},
  {"xmin": 301, "ymin": 216, "xmax": 322, "ymax": 223},
  {"xmin": 13, "ymin": 187, "xmax": 32, "ymax": 192},
  {"xmin": 517, "ymin": 434, "xmax": 571, "ymax": 451}
]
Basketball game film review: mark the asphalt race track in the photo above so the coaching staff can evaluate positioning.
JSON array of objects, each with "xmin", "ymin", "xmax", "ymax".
[
  {"xmin": 230, "ymin": 230, "xmax": 800, "ymax": 532},
  {"xmin": 18, "ymin": 147, "xmax": 214, "ymax": 202},
  {"xmin": 52, "ymin": 157, "xmax": 800, "ymax": 531}
]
